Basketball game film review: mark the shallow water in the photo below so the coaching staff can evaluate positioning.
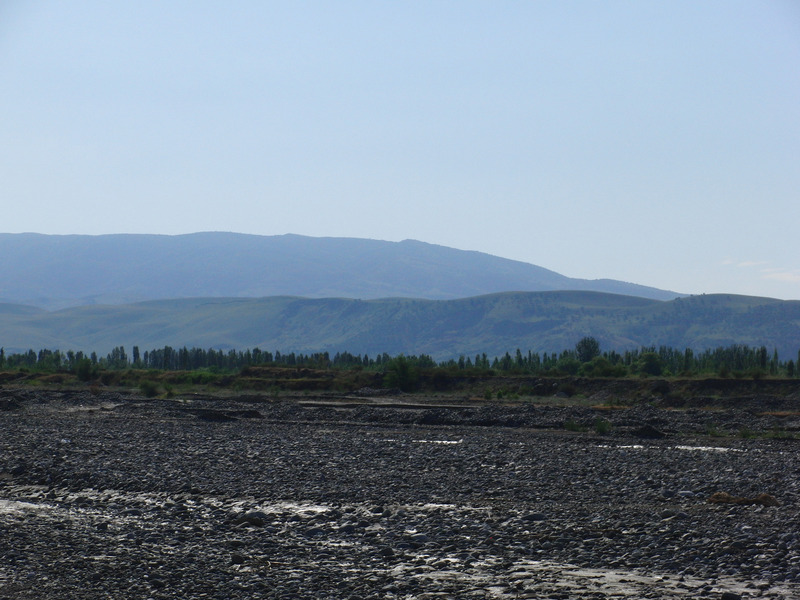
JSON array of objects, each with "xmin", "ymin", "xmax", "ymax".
[{"xmin": 597, "ymin": 443, "xmax": 747, "ymax": 453}]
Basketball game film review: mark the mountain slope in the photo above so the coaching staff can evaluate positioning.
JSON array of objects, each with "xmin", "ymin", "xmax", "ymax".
[
  {"xmin": 1, "ymin": 292, "xmax": 797, "ymax": 360},
  {"xmin": 0, "ymin": 233, "xmax": 680, "ymax": 308}
]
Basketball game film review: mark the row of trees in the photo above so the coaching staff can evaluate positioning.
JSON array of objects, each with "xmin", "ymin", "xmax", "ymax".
[
  {"xmin": 473, "ymin": 341, "xmax": 796, "ymax": 378},
  {"xmin": 0, "ymin": 338, "xmax": 798, "ymax": 379}
]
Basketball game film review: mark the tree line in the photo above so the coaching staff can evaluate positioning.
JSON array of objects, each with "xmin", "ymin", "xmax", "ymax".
[{"xmin": 0, "ymin": 338, "xmax": 797, "ymax": 379}]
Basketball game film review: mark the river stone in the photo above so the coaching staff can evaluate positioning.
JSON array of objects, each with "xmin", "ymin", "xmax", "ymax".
[
  {"xmin": 633, "ymin": 424, "xmax": 667, "ymax": 439},
  {"xmin": 233, "ymin": 510, "xmax": 270, "ymax": 527}
]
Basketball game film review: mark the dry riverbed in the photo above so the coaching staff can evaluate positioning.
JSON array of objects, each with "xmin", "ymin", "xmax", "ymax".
[{"xmin": 1, "ymin": 389, "xmax": 799, "ymax": 599}]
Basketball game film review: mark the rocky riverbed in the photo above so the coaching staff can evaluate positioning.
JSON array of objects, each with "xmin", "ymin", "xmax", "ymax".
[{"xmin": 1, "ymin": 389, "xmax": 799, "ymax": 599}]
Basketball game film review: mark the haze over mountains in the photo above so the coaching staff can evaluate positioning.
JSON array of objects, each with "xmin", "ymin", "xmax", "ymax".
[
  {"xmin": 0, "ymin": 232, "xmax": 679, "ymax": 309},
  {"xmin": 2, "ymin": 233, "xmax": 798, "ymax": 360}
]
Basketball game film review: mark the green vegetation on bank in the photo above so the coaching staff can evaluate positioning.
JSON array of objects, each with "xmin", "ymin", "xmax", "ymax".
[{"xmin": 0, "ymin": 339, "xmax": 797, "ymax": 391}]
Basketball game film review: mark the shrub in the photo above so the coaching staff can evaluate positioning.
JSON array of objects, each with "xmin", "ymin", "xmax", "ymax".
[
  {"xmin": 739, "ymin": 427, "xmax": 755, "ymax": 439},
  {"xmin": 558, "ymin": 383, "xmax": 577, "ymax": 397},
  {"xmin": 637, "ymin": 353, "xmax": 663, "ymax": 377},
  {"xmin": 75, "ymin": 358, "xmax": 96, "ymax": 382},
  {"xmin": 565, "ymin": 419, "xmax": 587, "ymax": 432},
  {"xmin": 579, "ymin": 356, "xmax": 627, "ymax": 377},
  {"xmin": 429, "ymin": 370, "xmax": 451, "ymax": 391},
  {"xmin": 383, "ymin": 356, "xmax": 419, "ymax": 392},
  {"xmin": 139, "ymin": 380, "xmax": 159, "ymax": 398},
  {"xmin": 768, "ymin": 429, "xmax": 795, "ymax": 440},
  {"xmin": 594, "ymin": 418, "xmax": 612, "ymax": 435},
  {"xmin": 556, "ymin": 357, "xmax": 581, "ymax": 376},
  {"xmin": 100, "ymin": 372, "xmax": 116, "ymax": 386}
]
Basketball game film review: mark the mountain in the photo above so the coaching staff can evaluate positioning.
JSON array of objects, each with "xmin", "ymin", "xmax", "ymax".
[
  {"xmin": 0, "ymin": 232, "xmax": 680, "ymax": 309},
  {"xmin": 1, "ymin": 292, "xmax": 798, "ymax": 360}
]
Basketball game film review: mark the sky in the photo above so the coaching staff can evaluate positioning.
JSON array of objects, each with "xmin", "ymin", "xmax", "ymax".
[{"xmin": 1, "ymin": 1, "xmax": 799, "ymax": 299}]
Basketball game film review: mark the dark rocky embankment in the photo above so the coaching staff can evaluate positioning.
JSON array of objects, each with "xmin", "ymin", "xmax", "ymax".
[{"xmin": 1, "ymin": 389, "xmax": 799, "ymax": 599}]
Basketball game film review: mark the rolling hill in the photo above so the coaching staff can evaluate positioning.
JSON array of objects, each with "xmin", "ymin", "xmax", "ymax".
[
  {"xmin": 0, "ymin": 232, "xmax": 681, "ymax": 309},
  {"xmin": 1, "ymin": 292, "xmax": 798, "ymax": 360}
]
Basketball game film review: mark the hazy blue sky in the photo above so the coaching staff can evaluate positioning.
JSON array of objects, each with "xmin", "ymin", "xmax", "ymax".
[{"xmin": 2, "ymin": 1, "xmax": 799, "ymax": 299}]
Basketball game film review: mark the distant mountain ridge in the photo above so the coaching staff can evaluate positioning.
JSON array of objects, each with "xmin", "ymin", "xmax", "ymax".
[
  {"xmin": 0, "ymin": 232, "xmax": 681, "ymax": 309},
  {"xmin": 1, "ymin": 291, "xmax": 798, "ymax": 360}
]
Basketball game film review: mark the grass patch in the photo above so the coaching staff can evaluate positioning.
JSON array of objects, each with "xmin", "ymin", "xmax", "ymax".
[
  {"xmin": 594, "ymin": 418, "xmax": 612, "ymax": 435},
  {"xmin": 590, "ymin": 404, "xmax": 626, "ymax": 411},
  {"xmin": 767, "ymin": 428, "xmax": 797, "ymax": 440},
  {"xmin": 738, "ymin": 427, "xmax": 756, "ymax": 439},
  {"xmin": 564, "ymin": 418, "xmax": 588, "ymax": 433}
]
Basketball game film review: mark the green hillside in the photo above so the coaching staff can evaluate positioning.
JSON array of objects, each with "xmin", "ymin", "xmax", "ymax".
[{"xmin": 1, "ymin": 292, "xmax": 798, "ymax": 360}]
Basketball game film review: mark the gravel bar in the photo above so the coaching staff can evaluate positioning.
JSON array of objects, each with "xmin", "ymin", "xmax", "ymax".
[{"xmin": 1, "ymin": 390, "xmax": 799, "ymax": 599}]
